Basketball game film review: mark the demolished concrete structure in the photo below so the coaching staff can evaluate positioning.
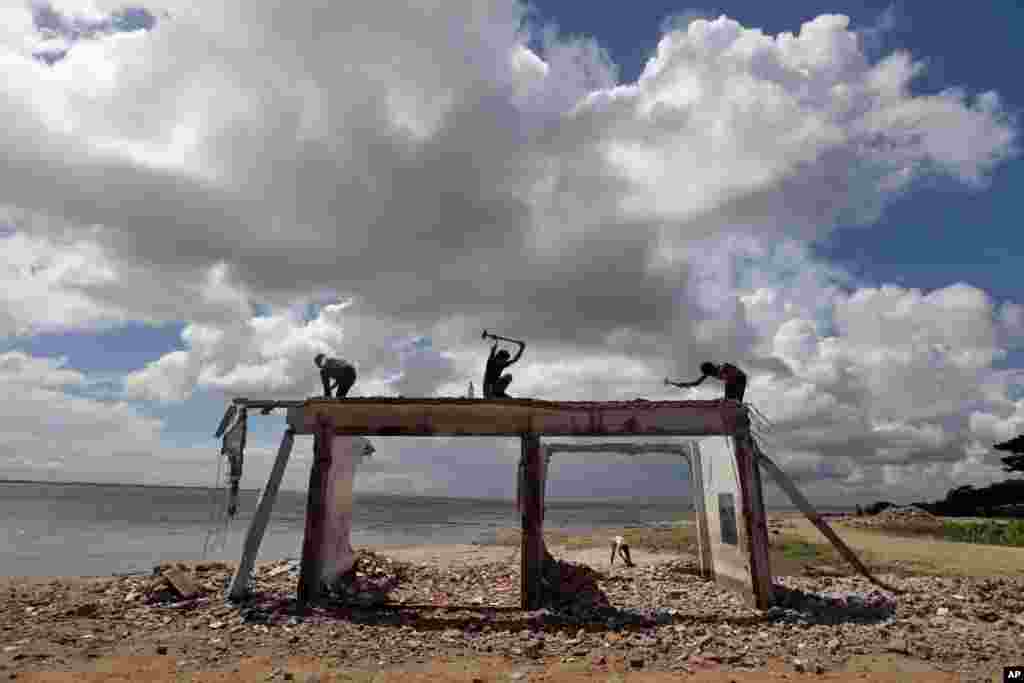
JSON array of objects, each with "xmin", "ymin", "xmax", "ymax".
[{"xmin": 217, "ymin": 396, "xmax": 890, "ymax": 610}]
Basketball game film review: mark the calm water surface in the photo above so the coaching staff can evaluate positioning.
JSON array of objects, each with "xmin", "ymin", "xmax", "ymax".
[{"xmin": 0, "ymin": 481, "xmax": 702, "ymax": 576}]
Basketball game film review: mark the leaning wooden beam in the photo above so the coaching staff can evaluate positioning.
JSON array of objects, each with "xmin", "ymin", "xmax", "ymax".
[
  {"xmin": 287, "ymin": 398, "xmax": 743, "ymax": 437},
  {"xmin": 227, "ymin": 428, "xmax": 296, "ymax": 601},
  {"xmin": 754, "ymin": 446, "xmax": 904, "ymax": 594},
  {"xmin": 298, "ymin": 417, "xmax": 334, "ymax": 606},
  {"xmin": 520, "ymin": 434, "xmax": 545, "ymax": 611}
]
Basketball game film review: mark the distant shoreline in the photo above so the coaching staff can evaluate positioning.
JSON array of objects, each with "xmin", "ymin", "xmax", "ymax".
[{"xmin": 0, "ymin": 478, "xmax": 857, "ymax": 512}]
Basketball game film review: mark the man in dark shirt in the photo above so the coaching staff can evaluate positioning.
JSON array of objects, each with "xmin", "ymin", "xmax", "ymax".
[
  {"xmin": 315, "ymin": 354, "xmax": 357, "ymax": 399},
  {"xmin": 665, "ymin": 362, "xmax": 747, "ymax": 401},
  {"xmin": 483, "ymin": 339, "xmax": 526, "ymax": 399}
]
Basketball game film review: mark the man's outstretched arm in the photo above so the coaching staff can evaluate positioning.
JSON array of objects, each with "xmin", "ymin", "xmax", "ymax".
[{"xmin": 665, "ymin": 375, "xmax": 707, "ymax": 389}]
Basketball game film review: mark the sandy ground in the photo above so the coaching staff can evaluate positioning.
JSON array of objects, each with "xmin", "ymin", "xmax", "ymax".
[{"xmin": 371, "ymin": 544, "xmax": 678, "ymax": 572}]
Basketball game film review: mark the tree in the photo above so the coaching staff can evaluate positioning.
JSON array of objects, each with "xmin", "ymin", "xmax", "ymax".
[{"xmin": 995, "ymin": 435, "xmax": 1024, "ymax": 474}]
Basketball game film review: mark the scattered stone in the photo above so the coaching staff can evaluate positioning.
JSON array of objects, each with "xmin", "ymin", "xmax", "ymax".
[
  {"xmin": 66, "ymin": 603, "xmax": 99, "ymax": 618},
  {"xmin": 162, "ymin": 567, "xmax": 200, "ymax": 600},
  {"xmin": 885, "ymin": 638, "xmax": 909, "ymax": 655},
  {"xmin": 842, "ymin": 506, "xmax": 944, "ymax": 533},
  {"xmin": 1, "ymin": 541, "xmax": 1022, "ymax": 680},
  {"xmin": 156, "ymin": 645, "xmax": 168, "ymax": 655}
]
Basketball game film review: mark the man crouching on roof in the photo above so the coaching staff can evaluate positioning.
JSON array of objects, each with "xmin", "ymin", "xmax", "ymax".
[
  {"xmin": 315, "ymin": 354, "xmax": 357, "ymax": 399},
  {"xmin": 610, "ymin": 535, "xmax": 635, "ymax": 568}
]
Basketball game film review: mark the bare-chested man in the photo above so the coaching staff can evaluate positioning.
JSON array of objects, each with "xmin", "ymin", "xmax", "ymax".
[
  {"xmin": 665, "ymin": 362, "xmax": 747, "ymax": 402},
  {"xmin": 483, "ymin": 338, "xmax": 526, "ymax": 399}
]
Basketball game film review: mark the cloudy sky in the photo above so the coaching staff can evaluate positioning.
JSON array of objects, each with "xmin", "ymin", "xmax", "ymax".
[{"xmin": 1, "ymin": 0, "xmax": 1021, "ymax": 507}]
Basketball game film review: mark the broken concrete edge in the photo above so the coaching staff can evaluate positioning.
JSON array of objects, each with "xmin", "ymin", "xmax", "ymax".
[{"xmin": 161, "ymin": 567, "xmax": 200, "ymax": 601}]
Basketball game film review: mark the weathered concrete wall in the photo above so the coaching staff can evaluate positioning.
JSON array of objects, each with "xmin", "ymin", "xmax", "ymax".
[
  {"xmin": 687, "ymin": 443, "xmax": 714, "ymax": 578},
  {"xmin": 696, "ymin": 436, "xmax": 758, "ymax": 602}
]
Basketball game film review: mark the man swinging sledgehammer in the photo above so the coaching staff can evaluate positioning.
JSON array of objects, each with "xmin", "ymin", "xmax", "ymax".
[
  {"xmin": 481, "ymin": 330, "xmax": 526, "ymax": 399},
  {"xmin": 665, "ymin": 361, "xmax": 747, "ymax": 402}
]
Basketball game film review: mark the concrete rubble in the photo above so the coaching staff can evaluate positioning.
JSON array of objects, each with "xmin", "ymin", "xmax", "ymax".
[
  {"xmin": 1, "ymin": 552, "xmax": 1022, "ymax": 680},
  {"xmin": 842, "ymin": 506, "xmax": 946, "ymax": 534}
]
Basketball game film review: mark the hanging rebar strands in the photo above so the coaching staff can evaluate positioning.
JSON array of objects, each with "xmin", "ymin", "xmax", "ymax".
[{"xmin": 203, "ymin": 405, "xmax": 249, "ymax": 558}]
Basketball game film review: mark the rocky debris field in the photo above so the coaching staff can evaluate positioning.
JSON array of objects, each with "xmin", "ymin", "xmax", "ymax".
[
  {"xmin": 2, "ymin": 549, "xmax": 1023, "ymax": 681},
  {"xmin": 839, "ymin": 506, "xmax": 946, "ymax": 534}
]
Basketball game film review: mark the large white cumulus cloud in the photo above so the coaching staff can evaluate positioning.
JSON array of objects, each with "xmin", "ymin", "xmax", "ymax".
[
  {"xmin": 0, "ymin": 2, "xmax": 1020, "ymax": 502},
  {"xmin": 123, "ymin": 299, "xmax": 458, "ymax": 402},
  {"xmin": 1, "ymin": 4, "xmax": 1014, "ymax": 337}
]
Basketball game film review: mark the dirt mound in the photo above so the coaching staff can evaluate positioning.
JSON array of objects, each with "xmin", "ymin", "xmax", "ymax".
[{"xmin": 844, "ymin": 505, "xmax": 944, "ymax": 534}]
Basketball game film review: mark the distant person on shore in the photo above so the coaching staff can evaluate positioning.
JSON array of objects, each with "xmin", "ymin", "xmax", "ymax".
[
  {"xmin": 609, "ymin": 535, "xmax": 635, "ymax": 568},
  {"xmin": 315, "ymin": 354, "xmax": 356, "ymax": 399},
  {"xmin": 665, "ymin": 362, "xmax": 747, "ymax": 402}
]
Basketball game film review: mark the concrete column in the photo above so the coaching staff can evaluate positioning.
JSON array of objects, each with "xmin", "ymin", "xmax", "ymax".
[
  {"xmin": 519, "ymin": 434, "xmax": 544, "ymax": 610},
  {"xmin": 298, "ymin": 417, "xmax": 333, "ymax": 606}
]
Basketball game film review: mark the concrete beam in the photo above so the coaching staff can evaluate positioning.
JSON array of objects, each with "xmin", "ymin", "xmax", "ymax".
[
  {"xmin": 287, "ymin": 398, "xmax": 744, "ymax": 437},
  {"xmin": 542, "ymin": 442, "xmax": 693, "ymax": 456}
]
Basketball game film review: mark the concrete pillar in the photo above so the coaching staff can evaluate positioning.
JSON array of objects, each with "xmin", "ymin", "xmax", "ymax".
[
  {"xmin": 298, "ymin": 417, "xmax": 333, "ymax": 606},
  {"xmin": 519, "ymin": 434, "xmax": 544, "ymax": 610}
]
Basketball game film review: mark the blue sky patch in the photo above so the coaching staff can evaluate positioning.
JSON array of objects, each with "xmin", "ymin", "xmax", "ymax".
[
  {"xmin": 1, "ymin": 322, "xmax": 185, "ymax": 374},
  {"xmin": 30, "ymin": 1, "xmax": 157, "ymax": 65}
]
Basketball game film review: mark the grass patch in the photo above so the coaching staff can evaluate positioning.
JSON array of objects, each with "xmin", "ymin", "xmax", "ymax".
[
  {"xmin": 765, "ymin": 533, "xmax": 899, "ymax": 577},
  {"xmin": 941, "ymin": 519, "xmax": 1024, "ymax": 547},
  {"xmin": 779, "ymin": 539, "xmax": 820, "ymax": 561}
]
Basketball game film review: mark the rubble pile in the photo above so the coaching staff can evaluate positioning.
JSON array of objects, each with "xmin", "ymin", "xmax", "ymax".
[
  {"xmin": 842, "ymin": 506, "xmax": 945, "ymax": 534},
  {"xmin": 2, "ymin": 554, "xmax": 1024, "ymax": 679},
  {"xmin": 327, "ymin": 550, "xmax": 409, "ymax": 608},
  {"xmin": 768, "ymin": 582, "xmax": 897, "ymax": 625},
  {"xmin": 539, "ymin": 558, "xmax": 612, "ymax": 615}
]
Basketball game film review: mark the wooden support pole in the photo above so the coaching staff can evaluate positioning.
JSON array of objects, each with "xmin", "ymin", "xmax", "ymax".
[
  {"xmin": 520, "ymin": 433, "xmax": 544, "ymax": 611},
  {"xmin": 227, "ymin": 428, "xmax": 295, "ymax": 601},
  {"xmin": 298, "ymin": 418, "xmax": 333, "ymax": 607},
  {"xmin": 754, "ymin": 447, "xmax": 904, "ymax": 594}
]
